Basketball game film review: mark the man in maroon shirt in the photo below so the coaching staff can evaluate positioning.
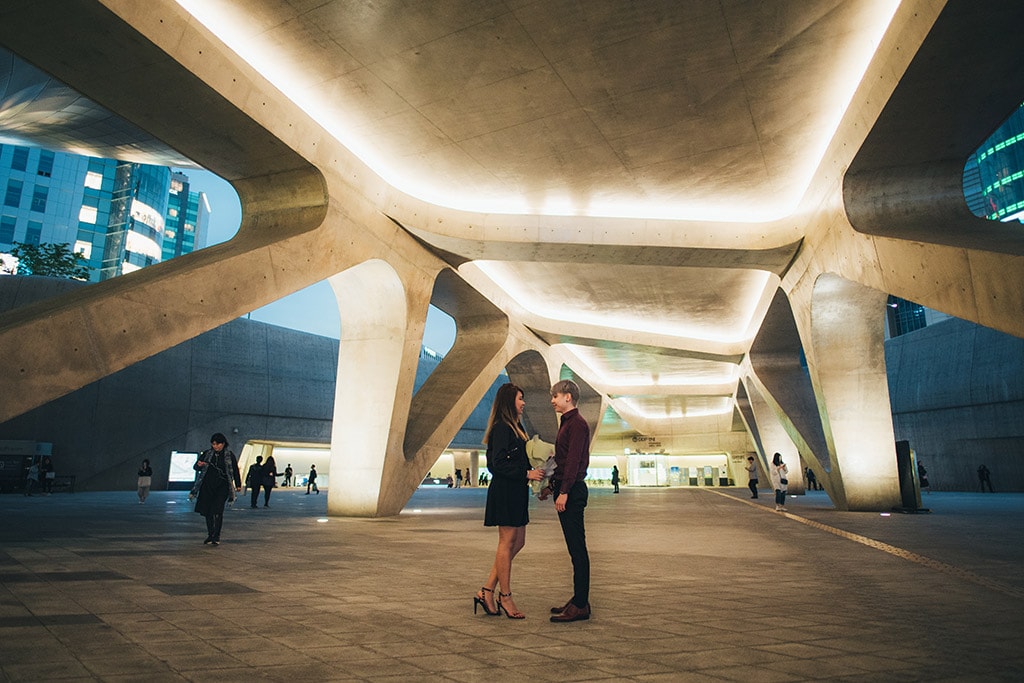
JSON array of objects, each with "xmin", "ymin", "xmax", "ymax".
[{"xmin": 546, "ymin": 379, "xmax": 591, "ymax": 623}]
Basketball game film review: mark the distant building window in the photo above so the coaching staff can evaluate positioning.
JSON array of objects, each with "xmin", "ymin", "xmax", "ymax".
[
  {"xmin": 4, "ymin": 179, "xmax": 22, "ymax": 208},
  {"xmin": 84, "ymin": 171, "xmax": 103, "ymax": 190},
  {"xmin": 887, "ymin": 296, "xmax": 927, "ymax": 337},
  {"xmin": 37, "ymin": 150, "xmax": 54, "ymax": 177},
  {"xmin": 0, "ymin": 215, "xmax": 16, "ymax": 243},
  {"xmin": 79, "ymin": 206, "xmax": 98, "ymax": 224},
  {"xmin": 25, "ymin": 220, "xmax": 42, "ymax": 245},
  {"xmin": 11, "ymin": 147, "xmax": 29, "ymax": 172},
  {"xmin": 30, "ymin": 186, "xmax": 48, "ymax": 213},
  {"xmin": 74, "ymin": 240, "xmax": 92, "ymax": 260},
  {"xmin": 167, "ymin": 207, "xmax": 178, "ymax": 218},
  {"xmin": 170, "ymin": 179, "xmax": 184, "ymax": 193}
]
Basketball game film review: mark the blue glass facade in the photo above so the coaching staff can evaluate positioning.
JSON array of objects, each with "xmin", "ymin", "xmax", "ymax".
[
  {"xmin": 0, "ymin": 145, "xmax": 209, "ymax": 281},
  {"xmin": 964, "ymin": 102, "xmax": 1024, "ymax": 221}
]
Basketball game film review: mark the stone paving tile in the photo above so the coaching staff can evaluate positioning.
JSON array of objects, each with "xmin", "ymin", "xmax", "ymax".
[{"xmin": 2, "ymin": 488, "xmax": 1024, "ymax": 681}]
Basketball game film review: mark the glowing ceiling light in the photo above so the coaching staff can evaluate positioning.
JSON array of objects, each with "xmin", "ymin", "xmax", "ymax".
[
  {"xmin": 475, "ymin": 262, "xmax": 771, "ymax": 343},
  {"xmin": 561, "ymin": 345, "xmax": 740, "ymax": 387},
  {"xmin": 174, "ymin": 0, "xmax": 902, "ymax": 223},
  {"xmin": 616, "ymin": 397, "xmax": 734, "ymax": 420}
]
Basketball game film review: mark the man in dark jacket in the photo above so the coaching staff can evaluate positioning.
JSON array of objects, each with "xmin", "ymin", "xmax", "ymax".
[{"xmin": 246, "ymin": 456, "xmax": 264, "ymax": 508}]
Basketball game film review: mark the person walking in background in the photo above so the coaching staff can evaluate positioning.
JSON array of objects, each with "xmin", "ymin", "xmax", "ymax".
[
  {"xmin": 23, "ymin": 460, "xmax": 40, "ymax": 496},
  {"xmin": 260, "ymin": 455, "xmax": 279, "ymax": 507},
  {"xmin": 474, "ymin": 383, "xmax": 544, "ymax": 619},
  {"xmin": 193, "ymin": 433, "xmax": 241, "ymax": 545},
  {"xmin": 805, "ymin": 467, "xmax": 819, "ymax": 491},
  {"xmin": 978, "ymin": 464, "xmax": 994, "ymax": 492},
  {"xmin": 611, "ymin": 465, "xmax": 620, "ymax": 493},
  {"xmin": 246, "ymin": 455, "xmax": 264, "ymax": 508},
  {"xmin": 746, "ymin": 456, "xmax": 759, "ymax": 499},
  {"xmin": 40, "ymin": 456, "xmax": 55, "ymax": 495},
  {"xmin": 306, "ymin": 464, "xmax": 319, "ymax": 494},
  {"xmin": 770, "ymin": 452, "xmax": 789, "ymax": 511},
  {"xmin": 546, "ymin": 379, "xmax": 592, "ymax": 623},
  {"xmin": 137, "ymin": 459, "xmax": 153, "ymax": 503},
  {"xmin": 284, "ymin": 463, "xmax": 293, "ymax": 487},
  {"xmin": 455, "ymin": 468, "xmax": 463, "ymax": 488},
  {"xmin": 917, "ymin": 461, "xmax": 930, "ymax": 495},
  {"xmin": 465, "ymin": 468, "xmax": 471, "ymax": 487}
]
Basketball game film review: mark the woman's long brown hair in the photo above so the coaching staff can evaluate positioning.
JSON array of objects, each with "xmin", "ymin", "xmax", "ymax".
[{"xmin": 484, "ymin": 382, "xmax": 528, "ymax": 444}]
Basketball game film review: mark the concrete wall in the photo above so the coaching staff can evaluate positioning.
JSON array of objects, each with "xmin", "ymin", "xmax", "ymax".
[
  {"xmin": 887, "ymin": 317, "xmax": 1024, "ymax": 492},
  {"xmin": 0, "ymin": 276, "xmax": 497, "ymax": 491}
]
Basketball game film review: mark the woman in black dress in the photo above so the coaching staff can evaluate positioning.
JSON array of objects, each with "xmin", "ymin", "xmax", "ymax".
[
  {"xmin": 474, "ymin": 383, "xmax": 543, "ymax": 619},
  {"xmin": 193, "ymin": 433, "xmax": 241, "ymax": 545}
]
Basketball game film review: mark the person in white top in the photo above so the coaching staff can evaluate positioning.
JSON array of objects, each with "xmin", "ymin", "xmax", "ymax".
[{"xmin": 769, "ymin": 452, "xmax": 789, "ymax": 511}]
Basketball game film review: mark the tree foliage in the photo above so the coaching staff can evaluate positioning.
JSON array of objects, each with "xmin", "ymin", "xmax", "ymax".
[{"xmin": 6, "ymin": 242, "xmax": 91, "ymax": 280}]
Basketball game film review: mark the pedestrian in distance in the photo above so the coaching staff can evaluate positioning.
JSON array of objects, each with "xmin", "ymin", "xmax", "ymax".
[
  {"xmin": 40, "ymin": 456, "xmax": 55, "ymax": 494},
  {"xmin": 455, "ymin": 468, "xmax": 463, "ymax": 488},
  {"xmin": 770, "ymin": 452, "xmax": 789, "ymax": 511},
  {"xmin": 544, "ymin": 379, "xmax": 592, "ymax": 623},
  {"xmin": 474, "ymin": 382, "xmax": 544, "ymax": 619},
  {"xmin": 193, "ymin": 433, "xmax": 241, "ymax": 545},
  {"xmin": 746, "ymin": 456, "xmax": 759, "ymax": 498},
  {"xmin": 137, "ymin": 459, "xmax": 153, "ymax": 503},
  {"xmin": 978, "ymin": 464, "xmax": 994, "ymax": 492},
  {"xmin": 284, "ymin": 463, "xmax": 293, "ymax": 487},
  {"xmin": 246, "ymin": 456, "xmax": 264, "ymax": 508},
  {"xmin": 306, "ymin": 464, "xmax": 319, "ymax": 494},
  {"xmin": 23, "ymin": 460, "xmax": 40, "ymax": 496},
  {"xmin": 917, "ymin": 461, "xmax": 930, "ymax": 495},
  {"xmin": 260, "ymin": 455, "xmax": 279, "ymax": 507},
  {"xmin": 611, "ymin": 465, "xmax": 620, "ymax": 493}
]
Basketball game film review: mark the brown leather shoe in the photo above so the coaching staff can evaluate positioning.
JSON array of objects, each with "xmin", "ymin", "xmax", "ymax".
[
  {"xmin": 550, "ymin": 602, "xmax": 590, "ymax": 623},
  {"xmin": 550, "ymin": 599, "xmax": 572, "ymax": 614}
]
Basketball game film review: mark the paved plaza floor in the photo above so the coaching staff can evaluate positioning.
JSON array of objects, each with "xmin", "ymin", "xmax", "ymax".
[{"xmin": 1, "ymin": 485, "xmax": 1022, "ymax": 682}]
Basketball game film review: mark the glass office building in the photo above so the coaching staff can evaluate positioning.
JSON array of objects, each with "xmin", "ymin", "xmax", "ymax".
[
  {"xmin": 0, "ymin": 145, "xmax": 208, "ymax": 281},
  {"xmin": 964, "ymin": 102, "xmax": 1024, "ymax": 222}
]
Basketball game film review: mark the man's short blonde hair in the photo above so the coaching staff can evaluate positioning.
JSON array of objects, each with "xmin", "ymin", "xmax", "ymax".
[{"xmin": 550, "ymin": 379, "xmax": 580, "ymax": 405}]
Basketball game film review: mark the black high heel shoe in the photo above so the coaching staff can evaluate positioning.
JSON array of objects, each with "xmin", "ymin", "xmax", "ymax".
[
  {"xmin": 473, "ymin": 587, "xmax": 499, "ymax": 616},
  {"xmin": 497, "ymin": 591, "xmax": 525, "ymax": 619}
]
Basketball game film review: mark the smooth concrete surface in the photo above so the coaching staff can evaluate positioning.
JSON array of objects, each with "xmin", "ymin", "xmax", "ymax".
[{"xmin": 2, "ymin": 486, "xmax": 1022, "ymax": 682}]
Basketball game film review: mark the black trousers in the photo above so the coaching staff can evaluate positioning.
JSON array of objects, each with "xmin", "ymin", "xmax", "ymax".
[
  {"xmin": 748, "ymin": 479, "xmax": 758, "ymax": 498},
  {"xmin": 250, "ymin": 486, "xmax": 260, "ymax": 508},
  {"xmin": 557, "ymin": 480, "xmax": 590, "ymax": 608},
  {"xmin": 262, "ymin": 484, "xmax": 273, "ymax": 505},
  {"xmin": 205, "ymin": 513, "xmax": 223, "ymax": 540}
]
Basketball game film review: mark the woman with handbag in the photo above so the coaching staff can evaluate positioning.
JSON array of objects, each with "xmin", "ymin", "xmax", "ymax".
[
  {"xmin": 473, "ymin": 383, "xmax": 543, "ymax": 619},
  {"xmin": 770, "ymin": 452, "xmax": 789, "ymax": 511},
  {"xmin": 193, "ymin": 433, "xmax": 242, "ymax": 545}
]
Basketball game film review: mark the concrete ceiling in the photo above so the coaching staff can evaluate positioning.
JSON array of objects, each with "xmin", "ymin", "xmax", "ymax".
[{"xmin": 0, "ymin": 0, "xmax": 915, "ymax": 447}]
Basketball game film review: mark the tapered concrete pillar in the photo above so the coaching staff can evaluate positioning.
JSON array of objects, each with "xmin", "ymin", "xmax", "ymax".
[
  {"xmin": 792, "ymin": 274, "xmax": 900, "ymax": 510},
  {"xmin": 328, "ymin": 264, "xmax": 515, "ymax": 516},
  {"xmin": 739, "ymin": 374, "xmax": 804, "ymax": 493},
  {"xmin": 327, "ymin": 259, "xmax": 426, "ymax": 516},
  {"xmin": 744, "ymin": 289, "xmax": 833, "ymax": 496}
]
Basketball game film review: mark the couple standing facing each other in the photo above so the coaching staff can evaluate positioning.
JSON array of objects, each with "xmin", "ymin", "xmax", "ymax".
[{"xmin": 474, "ymin": 379, "xmax": 591, "ymax": 623}]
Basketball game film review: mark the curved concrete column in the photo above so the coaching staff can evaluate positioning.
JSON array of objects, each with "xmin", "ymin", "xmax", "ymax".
[
  {"xmin": 796, "ymin": 273, "xmax": 900, "ymax": 510},
  {"xmin": 747, "ymin": 289, "xmax": 830, "ymax": 477},
  {"xmin": 737, "ymin": 376, "xmax": 804, "ymax": 494},
  {"xmin": 327, "ymin": 259, "xmax": 428, "ymax": 517},
  {"xmin": 506, "ymin": 349, "xmax": 560, "ymax": 443},
  {"xmin": 329, "ymin": 264, "xmax": 519, "ymax": 516}
]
